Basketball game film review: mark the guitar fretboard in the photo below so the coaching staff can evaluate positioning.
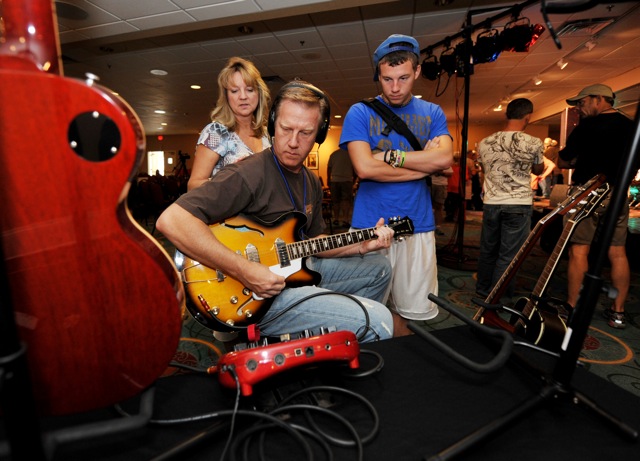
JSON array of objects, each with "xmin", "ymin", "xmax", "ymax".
[{"xmin": 287, "ymin": 228, "xmax": 377, "ymax": 259}]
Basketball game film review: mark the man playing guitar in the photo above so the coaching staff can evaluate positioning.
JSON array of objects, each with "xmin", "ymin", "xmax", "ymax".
[{"xmin": 157, "ymin": 82, "xmax": 396, "ymax": 343}]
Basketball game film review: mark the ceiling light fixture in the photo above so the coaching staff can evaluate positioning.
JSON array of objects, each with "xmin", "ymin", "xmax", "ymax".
[
  {"xmin": 439, "ymin": 47, "xmax": 457, "ymax": 76},
  {"xmin": 501, "ymin": 17, "xmax": 545, "ymax": 52},
  {"xmin": 493, "ymin": 104, "xmax": 503, "ymax": 112},
  {"xmin": 557, "ymin": 59, "xmax": 568, "ymax": 70},
  {"xmin": 533, "ymin": 76, "xmax": 542, "ymax": 85},
  {"xmin": 585, "ymin": 39, "xmax": 597, "ymax": 51},
  {"xmin": 150, "ymin": 69, "xmax": 168, "ymax": 76},
  {"xmin": 473, "ymin": 29, "xmax": 501, "ymax": 63},
  {"xmin": 421, "ymin": 54, "xmax": 441, "ymax": 80},
  {"xmin": 190, "ymin": 85, "xmax": 201, "ymax": 90}
]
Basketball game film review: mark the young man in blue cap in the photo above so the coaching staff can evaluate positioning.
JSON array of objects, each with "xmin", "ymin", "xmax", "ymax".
[
  {"xmin": 340, "ymin": 34, "xmax": 454, "ymax": 336},
  {"xmin": 557, "ymin": 83, "xmax": 636, "ymax": 329}
]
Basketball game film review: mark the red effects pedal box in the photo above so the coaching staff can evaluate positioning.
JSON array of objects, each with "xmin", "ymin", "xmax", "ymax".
[{"xmin": 213, "ymin": 330, "xmax": 360, "ymax": 396}]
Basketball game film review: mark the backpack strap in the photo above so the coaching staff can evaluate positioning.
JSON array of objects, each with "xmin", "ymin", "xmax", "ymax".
[{"xmin": 361, "ymin": 97, "xmax": 423, "ymax": 151}]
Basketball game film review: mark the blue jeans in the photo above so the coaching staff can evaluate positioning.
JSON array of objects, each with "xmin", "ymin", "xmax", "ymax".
[
  {"xmin": 476, "ymin": 204, "xmax": 532, "ymax": 299},
  {"xmin": 258, "ymin": 255, "xmax": 394, "ymax": 342}
]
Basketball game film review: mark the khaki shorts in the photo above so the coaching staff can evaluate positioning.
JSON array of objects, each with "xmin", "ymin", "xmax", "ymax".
[{"xmin": 565, "ymin": 194, "xmax": 629, "ymax": 246}]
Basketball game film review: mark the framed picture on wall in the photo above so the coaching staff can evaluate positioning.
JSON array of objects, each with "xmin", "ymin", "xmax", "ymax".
[{"xmin": 306, "ymin": 152, "xmax": 318, "ymax": 170}]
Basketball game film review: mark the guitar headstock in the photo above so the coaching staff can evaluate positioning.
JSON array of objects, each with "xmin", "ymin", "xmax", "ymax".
[
  {"xmin": 568, "ymin": 183, "xmax": 610, "ymax": 223},
  {"xmin": 388, "ymin": 216, "xmax": 415, "ymax": 239}
]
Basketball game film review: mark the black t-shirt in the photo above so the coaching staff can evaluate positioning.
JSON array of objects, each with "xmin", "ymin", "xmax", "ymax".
[
  {"xmin": 176, "ymin": 149, "xmax": 325, "ymax": 238},
  {"xmin": 559, "ymin": 111, "xmax": 635, "ymax": 186}
]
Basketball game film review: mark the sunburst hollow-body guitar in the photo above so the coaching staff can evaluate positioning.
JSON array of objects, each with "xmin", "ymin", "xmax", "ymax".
[{"xmin": 181, "ymin": 212, "xmax": 414, "ymax": 330}]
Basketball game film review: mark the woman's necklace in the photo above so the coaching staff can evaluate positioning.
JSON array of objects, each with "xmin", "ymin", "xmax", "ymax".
[{"xmin": 272, "ymin": 150, "xmax": 307, "ymax": 213}]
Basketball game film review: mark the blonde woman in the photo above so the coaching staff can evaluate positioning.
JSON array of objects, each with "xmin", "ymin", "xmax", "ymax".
[{"xmin": 188, "ymin": 57, "xmax": 271, "ymax": 190}]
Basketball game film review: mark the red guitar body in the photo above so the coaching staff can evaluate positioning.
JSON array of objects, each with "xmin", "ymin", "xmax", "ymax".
[{"xmin": 0, "ymin": 1, "xmax": 184, "ymax": 415}]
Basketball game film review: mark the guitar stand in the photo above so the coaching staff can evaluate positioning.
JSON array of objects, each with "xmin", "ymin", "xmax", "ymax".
[{"xmin": 424, "ymin": 108, "xmax": 640, "ymax": 461}]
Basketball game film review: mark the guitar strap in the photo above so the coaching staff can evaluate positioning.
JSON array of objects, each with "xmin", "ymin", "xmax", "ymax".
[{"xmin": 361, "ymin": 97, "xmax": 431, "ymax": 186}]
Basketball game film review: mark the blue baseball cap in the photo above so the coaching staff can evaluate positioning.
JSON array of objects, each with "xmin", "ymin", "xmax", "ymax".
[{"xmin": 373, "ymin": 34, "xmax": 421, "ymax": 81}]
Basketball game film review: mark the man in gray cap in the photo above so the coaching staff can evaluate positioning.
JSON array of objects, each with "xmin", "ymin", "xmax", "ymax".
[
  {"xmin": 340, "ymin": 34, "xmax": 453, "ymax": 336},
  {"xmin": 558, "ymin": 83, "xmax": 635, "ymax": 329}
]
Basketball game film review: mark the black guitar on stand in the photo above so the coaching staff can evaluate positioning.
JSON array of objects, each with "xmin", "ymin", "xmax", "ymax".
[
  {"xmin": 507, "ymin": 182, "xmax": 610, "ymax": 350},
  {"xmin": 473, "ymin": 174, "xmax": 606, "ymax": 332}
]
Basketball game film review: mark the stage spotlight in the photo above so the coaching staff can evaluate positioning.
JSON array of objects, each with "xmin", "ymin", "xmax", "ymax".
[
  {"xmin": 439, "ymin": 47, "xmax": 457, "ymax": 76},
  {"xmin": 501, "ymin": 17, "xmax": 545, "ymax": 52},
  {"xmin": 421, "ymin": 55, "xmax": 441, "ymax": 81},
  {"xmin": 473, "ymin": 29, "xmax": 501, "ymax": 63}
]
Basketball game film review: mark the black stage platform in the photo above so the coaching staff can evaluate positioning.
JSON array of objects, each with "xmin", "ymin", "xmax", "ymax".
[{"xmin": 2, "ymin": 326, "xmax": 639, "ymax": 461}]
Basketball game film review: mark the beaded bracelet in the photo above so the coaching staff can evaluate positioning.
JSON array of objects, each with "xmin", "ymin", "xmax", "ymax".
[{"xmin": 387, "ymin": 149, "xmax": 397, "ymax": 167}]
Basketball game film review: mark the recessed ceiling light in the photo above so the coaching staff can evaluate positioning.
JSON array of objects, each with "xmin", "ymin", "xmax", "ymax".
[
  {"xmin": 334, "ymin": 115, "xmax": 342, "ymax": 119},
  {"xmin": 154, "ymin": 110, "xmax": 166, "ymax": 114},
  {"xmin": 161, "ymin": 123, "xmax": 167, "ymax": 126},
  {"xmin": 191, "ymin": 85, "xmax": 201, "ymax": 90},
  {"xmin": 150, "ymin": 69, "xmax": 168, "ymax": 76}
]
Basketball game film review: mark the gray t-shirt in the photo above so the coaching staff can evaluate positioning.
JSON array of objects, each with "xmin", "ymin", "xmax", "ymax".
[{"xmin": 176, "ymin": 149, "xmax": 325, "ymax": 238}]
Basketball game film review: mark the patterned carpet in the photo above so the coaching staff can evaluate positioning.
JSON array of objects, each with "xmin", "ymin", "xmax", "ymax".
[{"xmin": 151, "ymin": 208, "xmax": 640, "ymax": 399}]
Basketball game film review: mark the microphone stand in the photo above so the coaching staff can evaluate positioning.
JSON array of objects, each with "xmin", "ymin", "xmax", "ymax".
[{"xmin": 425, "ymin": 105, "xmax": 640, "ymax": 461}]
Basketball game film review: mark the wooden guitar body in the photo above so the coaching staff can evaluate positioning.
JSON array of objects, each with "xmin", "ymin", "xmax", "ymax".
[
  {"xmin": 1, "ymin": 2, "xmax": 184, "ymax": 415},
  {"xmin": 509, "ymin": 297, "xmax": 567, "ymax": 350},
  {"xmin": 182, "ymin": 213, "xmax": 320, "ymax": 330},
  {"xmin": 182, "ymin": 213, "xmax": 414, "ymax": 330}
]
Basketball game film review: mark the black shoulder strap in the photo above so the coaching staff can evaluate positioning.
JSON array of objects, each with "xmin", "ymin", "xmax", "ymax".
[{"xmin": 361, "ymin": 97, "xmax": 423, "ymax": 152}]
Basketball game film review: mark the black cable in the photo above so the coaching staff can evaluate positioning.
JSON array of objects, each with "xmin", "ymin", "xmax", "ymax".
[
  {"xmin": 270, "ymin": 404, "xmax": 364, "ymax": 461},
  {"xmin": 340, "ymin": 349, "xmax": 385, "ymax": 379},
  {"xmin": 219, "ymin": 367, "xmax": 242, "ymax": 461},
  {"xmin": 275, "ymin": 386, "xmax": 380, "ymax": 446},
  {"xmin": 167, "ymin": 361, "xmax": 208, "ymax": 374},
  {"xmin": 226, "ymin": 412, "xmax": 314, "ymax": 461},
  {"xmin": 234, "ymin": 422, "xmax": 329, "ymax": 461}
]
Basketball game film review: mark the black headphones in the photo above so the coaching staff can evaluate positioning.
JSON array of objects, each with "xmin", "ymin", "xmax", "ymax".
[{"xmin": 267, "ymin": 81, "xmax": 331, "ymax": 145}]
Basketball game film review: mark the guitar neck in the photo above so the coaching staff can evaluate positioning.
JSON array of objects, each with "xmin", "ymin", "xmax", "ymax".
[
  {"xmin": 0, "ymin": 1, "xmax": 62, "ymax": 73},
  {"xmin": 484, "ymin": 214, "xmax": 551, "ymax": 304},
  {"xmin": 532, "ymin": 224, "xmax": 573, "ymax": 299},
  {"xmin": 519, "ymin": 222, "xmax": 575, "ymax": 318},
  {"xmin": 286, "ymin": 227, "xmax": 378, "ymax": 259}
]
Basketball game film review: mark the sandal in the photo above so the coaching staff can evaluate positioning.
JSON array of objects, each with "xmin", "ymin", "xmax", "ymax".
[{"xmin": 603, "ymin": 306, "xmax": 626, "ymax": 329}]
